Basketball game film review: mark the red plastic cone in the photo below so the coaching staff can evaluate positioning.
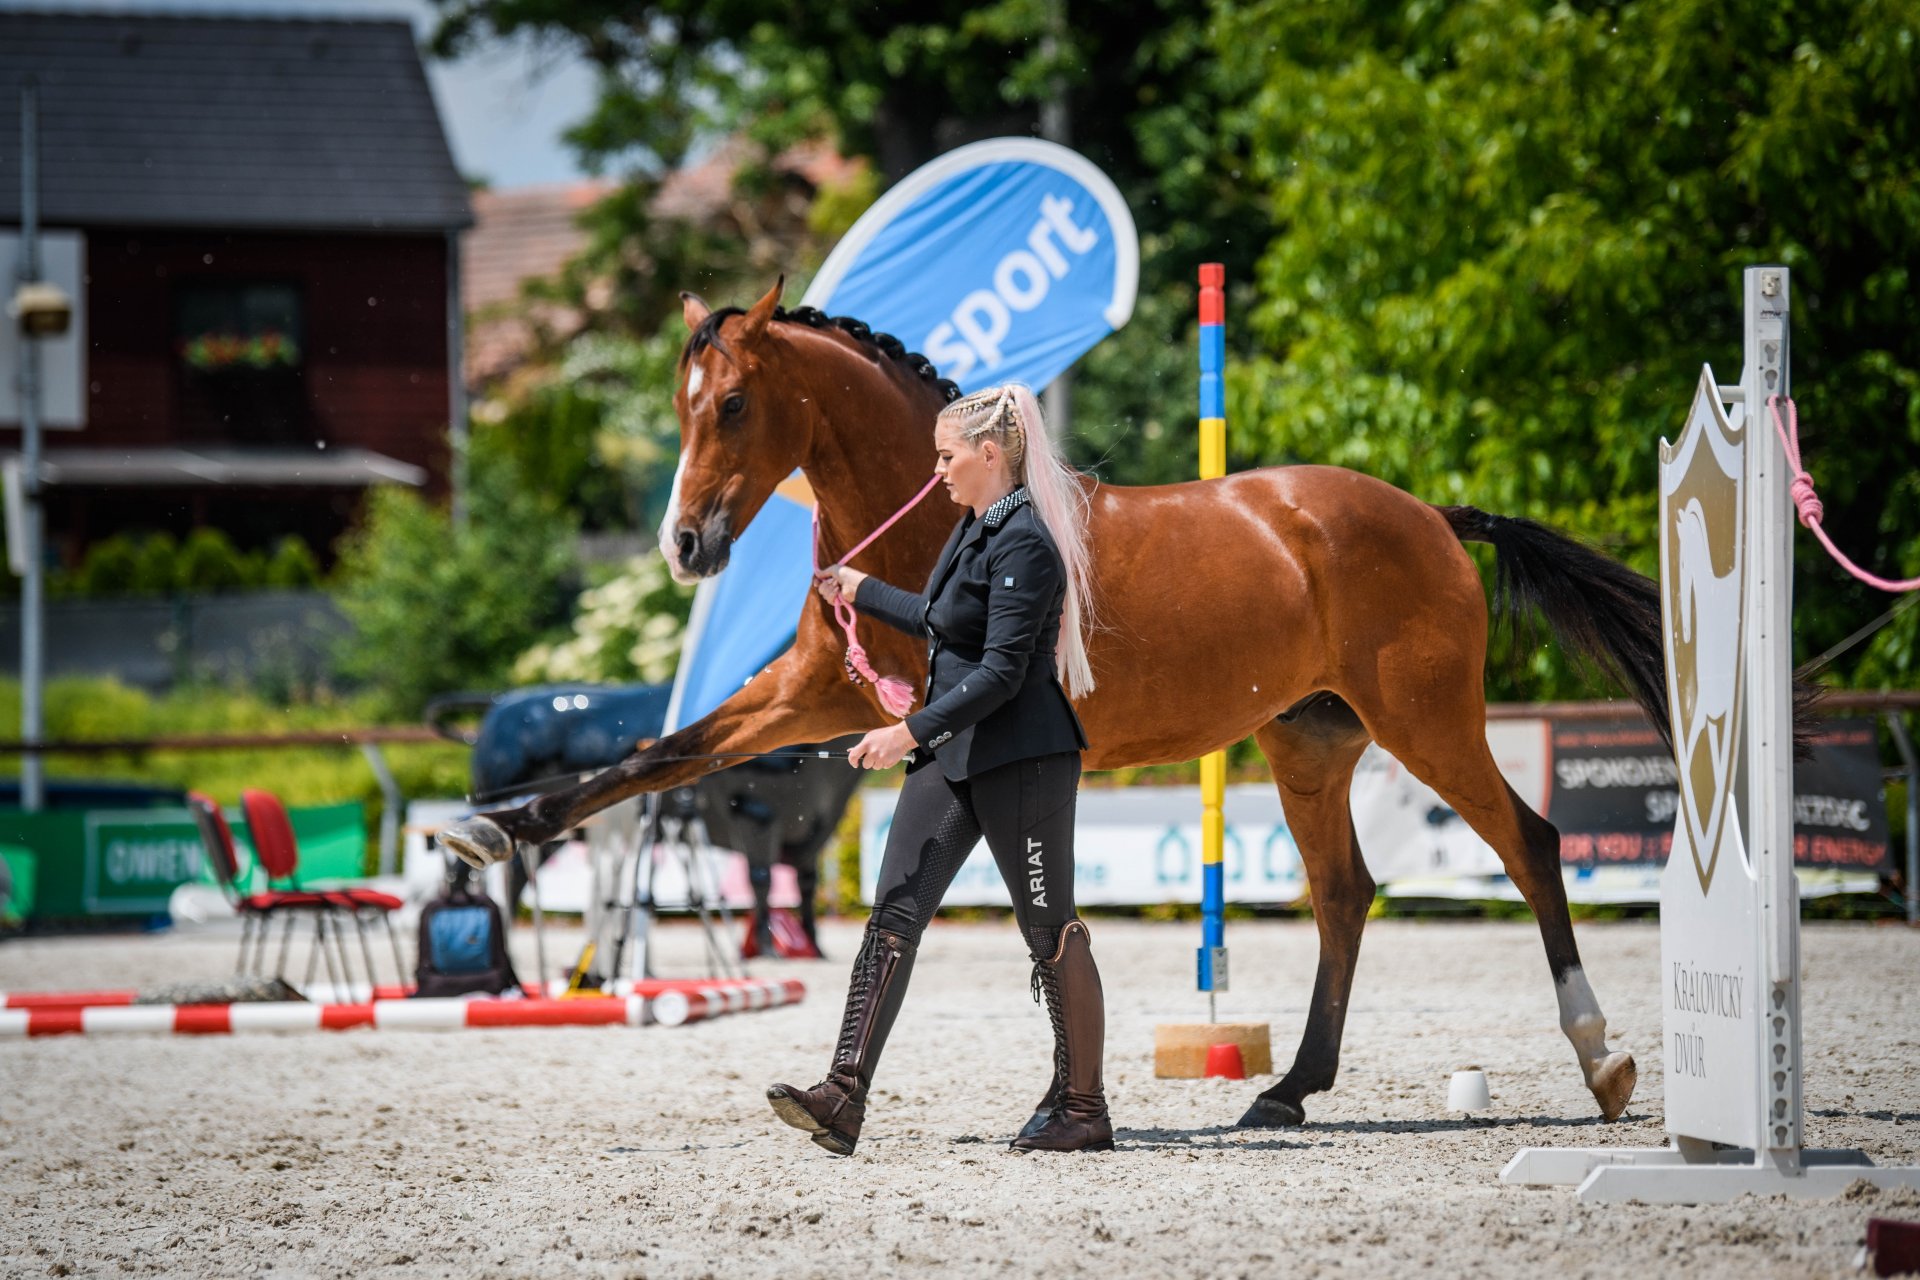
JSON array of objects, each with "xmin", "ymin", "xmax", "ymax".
[{"xmin": 1204, "ymin": 1042, "xmax": 1247, "ymax": 1080}]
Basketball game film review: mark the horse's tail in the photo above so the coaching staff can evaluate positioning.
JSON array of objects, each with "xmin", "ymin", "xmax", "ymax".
[{"xmin": 1437, "ymin": 505, "xmax": 1674, "ymax": 748}]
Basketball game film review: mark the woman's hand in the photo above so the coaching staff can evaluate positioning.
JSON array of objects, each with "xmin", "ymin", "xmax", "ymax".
[
  {"xmin": 813, "ymin": 564, "xmax": 867, "ymax": 604},
  {"xmin": 846, "ymin": 721, "xmax": 918, "ymax": 770}
]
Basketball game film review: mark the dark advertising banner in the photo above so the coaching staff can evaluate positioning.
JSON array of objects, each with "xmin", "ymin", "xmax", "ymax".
[
  {"xmin": 1547, "ymin": 717, "xmax": 1890, "ymax": 872},
  {"xmin": 1547, "ymin": 722, "xmax": 1677, "ymax": 869},
  {"xmin": 1788, "ymin": 719, "xmax": 1894, "ymax": 870}
]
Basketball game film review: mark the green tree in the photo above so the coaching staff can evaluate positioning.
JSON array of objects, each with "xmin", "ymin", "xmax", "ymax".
[
  {"xmin": 1214, "ymin": 0, "xmax": 1920, "ymax": 692},
  {"xmin": 331, "ymin": 446, "xmax": 579, "ymax": 715},
  {"xmin": 430, "ymin": 0, "xmax": 1110, "ymax": 181},
  {"xmin": 479, "ymin": 329, "xmax": 689, "ymax": 531}
]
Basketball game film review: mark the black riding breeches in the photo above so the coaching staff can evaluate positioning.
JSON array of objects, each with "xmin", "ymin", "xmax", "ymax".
[{"xmin": 869, "ymin": 752, "xmax": 1082, "ymax": 958}]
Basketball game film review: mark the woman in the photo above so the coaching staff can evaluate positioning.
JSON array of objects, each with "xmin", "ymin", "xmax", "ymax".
[{"xmin": 766, "ymin": 383, "xmax": 1109, "ymax": 1156}]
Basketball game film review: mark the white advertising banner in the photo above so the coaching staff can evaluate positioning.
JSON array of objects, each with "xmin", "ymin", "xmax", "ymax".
[
  {"xmin": 1349, "ymin": 720, "xmax": 1551, "ymax": 885},
  {"xmin": 859, "ymin": 780, "xmax": 1302, "ymax": 907}
]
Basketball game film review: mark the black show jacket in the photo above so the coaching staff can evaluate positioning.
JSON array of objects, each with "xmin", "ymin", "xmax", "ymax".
[{"xmin": 855, "ymin": 496, "xmax": 1089, "ymax": 781}]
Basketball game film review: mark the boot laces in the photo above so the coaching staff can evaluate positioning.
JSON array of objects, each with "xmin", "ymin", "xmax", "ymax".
[
  {"xmin": 832, "ymin": 930, "xmax": 880, "ymax": 1072},
  {"xmin": 1033, "ymin": 957, "xmax": 1069, "ymax": 1093}
]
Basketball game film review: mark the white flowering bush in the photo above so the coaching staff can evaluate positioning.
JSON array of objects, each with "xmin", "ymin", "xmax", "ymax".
[{"xmin": 513, "ymin": 552, "xmax": 693, "ymax": 686}]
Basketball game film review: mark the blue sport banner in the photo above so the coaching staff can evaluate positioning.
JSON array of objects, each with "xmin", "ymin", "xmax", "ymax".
[{"xmin": 802, "ymin": 138, "xmax": 1138, "ymax": 393}]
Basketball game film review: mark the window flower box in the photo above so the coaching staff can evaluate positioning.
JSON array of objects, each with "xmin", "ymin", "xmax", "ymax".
[{"xmin": 178, "ymin": 329, "xmax": 301, "ymax": 372}]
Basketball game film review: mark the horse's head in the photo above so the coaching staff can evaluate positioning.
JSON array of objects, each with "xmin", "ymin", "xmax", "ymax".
[{"xmin": 659, "ymin": 279, "xmax": 808, "ymax": 584}]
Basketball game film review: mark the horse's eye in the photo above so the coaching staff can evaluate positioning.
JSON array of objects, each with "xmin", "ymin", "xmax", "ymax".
[{"xmin": 722, "ymin": 393, "xmax": 746, "ymax": 417}]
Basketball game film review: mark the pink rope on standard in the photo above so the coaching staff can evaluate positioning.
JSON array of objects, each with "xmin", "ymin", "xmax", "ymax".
[
  {"xmin": 1769, "ymin": 395, "xmax": 1920, "ymax": 593},
  {"xmin": 813, "ymin": 473, "xmax": 945, "ymax": 718}
]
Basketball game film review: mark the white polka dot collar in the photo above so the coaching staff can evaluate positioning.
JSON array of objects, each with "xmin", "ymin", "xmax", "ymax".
[{"xmin": 982, "ymin": 486, "xmax": 1031, "ymax": 529}]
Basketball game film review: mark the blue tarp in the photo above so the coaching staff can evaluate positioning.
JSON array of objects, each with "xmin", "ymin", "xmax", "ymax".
[{"xmin": 669, "ymin": 493, "xmax": 814, "ymax": 728}]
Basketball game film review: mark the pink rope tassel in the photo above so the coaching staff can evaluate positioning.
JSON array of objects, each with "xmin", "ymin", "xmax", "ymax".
[
  {"xmin": 813, "ymin": 473, "xmax": 945, "ymax": 720},
  {"xmin": 1769, "ymin": 396, "xmax": 1920, "ymax": 593},
  {"xmin": 833, "ymin": 595, "xmax": 918, "ymax": 717}
]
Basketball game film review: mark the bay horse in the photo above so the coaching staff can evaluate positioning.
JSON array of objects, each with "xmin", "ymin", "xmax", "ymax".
[{"xmin": 442, "ymin": 279, "xmax": 1670, "ymax": 1128}]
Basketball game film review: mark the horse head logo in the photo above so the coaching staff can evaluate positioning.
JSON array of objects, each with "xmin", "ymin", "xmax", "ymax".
[{"xmin": 1660, "ymin": 373, "xmax": 1747, "ymax": 894}]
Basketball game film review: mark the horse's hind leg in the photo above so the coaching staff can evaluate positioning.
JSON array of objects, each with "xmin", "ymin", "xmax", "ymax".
[
  {"xmin": 1237, "ymin": 696, "xmax": 1374, "ymax": 1129},
  {"xmin": 1367, "ymin": 708, "xmax": 1638, "ymax": 1121}
]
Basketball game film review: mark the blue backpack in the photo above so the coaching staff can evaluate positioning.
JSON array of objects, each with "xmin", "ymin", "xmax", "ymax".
[{"xmin": 413, "ymin": 887, "xmax": 519, "ymax": 998}]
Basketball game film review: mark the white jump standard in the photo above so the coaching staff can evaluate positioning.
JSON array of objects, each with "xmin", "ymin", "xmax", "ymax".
[{"xmin": 1501, "ymin": 266, "xmax": 1920, "ymax": 1204}]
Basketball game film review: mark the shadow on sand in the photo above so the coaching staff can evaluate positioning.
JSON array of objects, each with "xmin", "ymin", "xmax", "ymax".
[{"xmin": 1108, "ymin": 1111, "xmax": 1642, "ymax": 1149}]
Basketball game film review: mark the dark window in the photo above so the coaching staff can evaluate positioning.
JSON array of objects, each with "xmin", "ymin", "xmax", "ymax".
[{"xmin": 173, "ymin": 282, "xmax": 310, "ymax": 444}]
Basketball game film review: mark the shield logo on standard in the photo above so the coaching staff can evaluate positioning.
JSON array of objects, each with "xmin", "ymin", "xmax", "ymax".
[{"xmin": 1659, "ymin": 368, "xmax": 1747, "ymax": 894}]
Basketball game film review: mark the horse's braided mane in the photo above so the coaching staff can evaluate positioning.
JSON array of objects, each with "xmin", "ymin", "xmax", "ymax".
[{"xmin": 679, "ymin": 304, "xmax": 963, "ymax": 405}]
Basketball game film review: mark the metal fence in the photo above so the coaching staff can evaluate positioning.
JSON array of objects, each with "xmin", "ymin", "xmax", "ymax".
[{"xmin": 0, "ymin": 591, "xmax": 347, "ymax": 689}]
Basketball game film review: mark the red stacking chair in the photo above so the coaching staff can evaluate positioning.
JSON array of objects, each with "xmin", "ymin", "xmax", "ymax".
[
  {"xmin": 241, "ymin": 789, "xmax": 407, "ymax": 991},
  {"xmin": 188, "ymin": 791, "xmax": 339, "ymax": 984}
]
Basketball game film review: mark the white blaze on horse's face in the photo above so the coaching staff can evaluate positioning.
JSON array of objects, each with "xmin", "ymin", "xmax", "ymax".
[
  {"xmin": 662, "ymin": 336, "xmax": 793, "ymax": 584},
  {"xmin": 657, "ymin": 456, "xmax": 694, "ymax": 583},
  {"xmin": 660, "ymin": 352, "xmax": 725, "ymax": 585},
  {"xmin": 658, "ymin": 363, "xmax": 695, "ymax": 582}
]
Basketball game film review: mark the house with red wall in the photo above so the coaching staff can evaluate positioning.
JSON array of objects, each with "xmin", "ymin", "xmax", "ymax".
[{"xmin": 0, "ymin": 10, "xmax": 471, "ymax": 565}]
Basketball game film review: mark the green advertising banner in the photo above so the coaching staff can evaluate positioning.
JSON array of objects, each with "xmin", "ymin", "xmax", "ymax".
[
  {"xmin": 84, "ymin": 810, "xmax": 207, "ymax": 914},
  {"xmin": 0, "ymin": 801, "xmax": 367, "ymax": 921},
  {"xmin": 232, "ymin": 802, "xmax": 366, "ymax": 884}
]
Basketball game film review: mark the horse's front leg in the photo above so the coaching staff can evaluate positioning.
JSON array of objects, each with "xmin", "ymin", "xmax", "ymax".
[{"xmin": 439, "ymin": 648, "xmax": 880, "ymax": 868}]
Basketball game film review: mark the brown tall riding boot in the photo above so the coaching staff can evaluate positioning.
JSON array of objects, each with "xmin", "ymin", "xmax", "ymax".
[
  {"xmin": 1011, "ymin": 920, "xmax": 1114, "ymax": 1152},
  {"xmin": 766, "ymin": 925, "xmax": 916, "ymax": 1156},
  {"xmin": 1016, "ymin": 942, "xmax": 1064, "ymax": 1140}
]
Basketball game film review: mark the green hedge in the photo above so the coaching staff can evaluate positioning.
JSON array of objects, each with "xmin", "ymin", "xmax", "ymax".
[{"xmin": 42, "ymin": 530, "xmax": 322, "ymax": 599}]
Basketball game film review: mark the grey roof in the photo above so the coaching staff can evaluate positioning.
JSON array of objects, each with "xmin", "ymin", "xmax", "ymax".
[
  {"xmin": 10, "ymin": 445, "xmax": 427, "ymax": 488},
  {"xmin": 0, "ymin": 10, "xmax": 472, "ymax": 231}
]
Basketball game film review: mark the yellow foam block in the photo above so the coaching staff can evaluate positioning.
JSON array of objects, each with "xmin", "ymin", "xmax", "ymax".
[{"xmin": 1153, "ymin": 1021, "xmax": 1273, "ymax": 1078}]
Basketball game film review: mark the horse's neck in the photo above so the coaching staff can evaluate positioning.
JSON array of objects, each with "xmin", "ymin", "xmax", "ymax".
[
  {"xmin": 799, "ymin": 362, "xmax": 948, "ymax": 579},
  {"xmin": 809, "ymin": 453, "xmax": 948, "ymax": 581}
]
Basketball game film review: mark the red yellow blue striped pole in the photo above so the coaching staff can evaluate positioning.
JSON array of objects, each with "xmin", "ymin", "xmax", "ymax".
[{"xmin": 1197, "ymin": 263, "xmax": 1228, "ymax": 1012}]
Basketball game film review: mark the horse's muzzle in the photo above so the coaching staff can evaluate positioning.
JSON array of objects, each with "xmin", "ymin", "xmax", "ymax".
[{"xmin": 672, "ymin": 523, "xmax": 734, "ymax": 580}]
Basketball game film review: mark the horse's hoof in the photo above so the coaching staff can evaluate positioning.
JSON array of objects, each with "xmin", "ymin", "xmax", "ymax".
[
  {"xmin": 1235, "ymin": 1095, "xmax": 1305, "ymax": 1129},
  {"xmin": 1591, "ymin": 1051, "xmax": 1638, "ymax": 1122},
  {"xmin": 439, "ymin": 815, "xmax": 514, "ymax": 869}
]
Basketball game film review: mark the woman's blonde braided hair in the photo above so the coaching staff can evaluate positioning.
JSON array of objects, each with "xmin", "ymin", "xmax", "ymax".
[{"xmin": 941, "ymin": 385, "xmax": 1029, "ymax": 481}]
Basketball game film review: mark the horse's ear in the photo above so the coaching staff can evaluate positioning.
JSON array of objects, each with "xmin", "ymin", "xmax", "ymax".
[
  {"xmin": 737, "ymin": 276, "xmax": 785, "ymax": 346},
  {"xmin": 681, "ymin": 291, "xmax": 712, "ymax": 332}
]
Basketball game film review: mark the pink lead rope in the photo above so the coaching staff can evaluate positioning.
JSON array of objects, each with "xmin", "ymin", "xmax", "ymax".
[
  {"xmin": 814, "ymin": 473, "xmax": 945, "ymax": 717},
  {"xmin": 1769, "ymin": 396, "xmax": 1920, "ymax": 593}
]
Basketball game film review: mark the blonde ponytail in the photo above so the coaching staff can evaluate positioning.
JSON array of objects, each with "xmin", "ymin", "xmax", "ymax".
[{"xmin": 938, "ymin": 383, "xmax": 1096, "ymax": 698}]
